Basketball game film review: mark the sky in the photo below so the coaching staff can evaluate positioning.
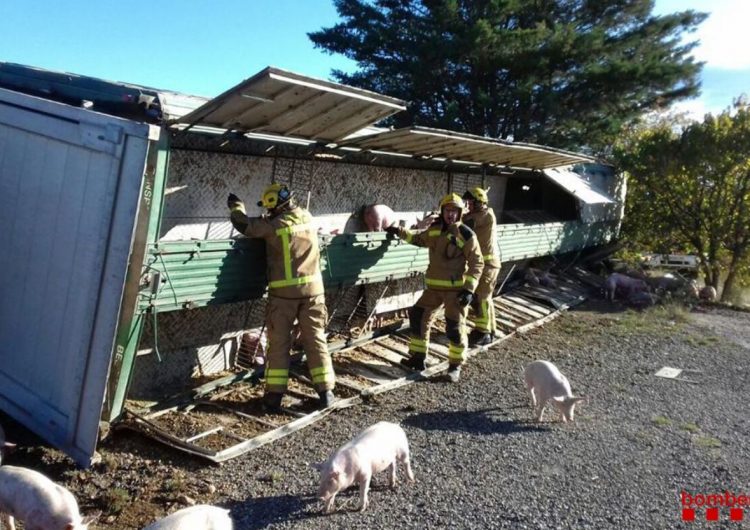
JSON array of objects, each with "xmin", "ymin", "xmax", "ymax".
[{"xmin": 1, "ymin": 0, "xmax": 747, "ymax": 121}]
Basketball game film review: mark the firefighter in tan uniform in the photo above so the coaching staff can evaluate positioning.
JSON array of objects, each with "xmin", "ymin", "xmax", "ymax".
[
  {"xmin": 462, "ymin": 187, "xmax": 501, "ymax": 346},
  {"xmin": 385, "ymin": 193, "xmax": 484, "ymax": 382},
  {"xmin": 227, "ymin": 184, "xmax": 335, "ymax": 411}
]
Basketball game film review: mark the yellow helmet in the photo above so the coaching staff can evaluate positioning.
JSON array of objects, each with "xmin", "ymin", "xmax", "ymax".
[
  {"xmin": 463, "ymin": 187, "xmax": 489, "ymax": 203},
  {"xmin": 439, "ymin": 193, "xmax": 465, "ymax": 211},
  {"xmin": 257, "ymin": 183, "xmax": 293, "ymax": 209}
]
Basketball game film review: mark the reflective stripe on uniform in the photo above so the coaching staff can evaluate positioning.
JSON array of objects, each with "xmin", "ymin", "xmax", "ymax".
[
  {"xmin": 426, "ymin": 277, "xmax": 462, "ymax": 288},
  {"xmin": 463, "ymin": 275, "xmax": 477, "ymax": 289},
  {"xmin": 448, "ymin": 342, "xmax": 465, "ymax": 362},
  {"xmin": 405, "ymin": 231, "xmax": 413, "ymax": 243},
  {"xmin": 268, "ymin": 273, "xmax": 321, "ymax": 289},
  {"xmin": 310, "ymin": 365, "xmax": 335, "ymax": 385},
  {"xmin": 265, "ymin": 368, "xmax": 289, "ymax": 386},
  {"xmin": 409, "ymin": 337, "xmax": 428, "ymax": 353},
  {"xmin": 271, "ymin": 220, "xmax": 316, "ymax": 289},
  {"xmin": 453, "ymin": 236, "xmax": 465, "ymax": 249},
  {"xmin": 483, "ymin": 253, "xmax": 496, "ymax": 261},
  {"xmin": 428, "ymin": 229, "xmax": 442, "ymax": 236}
]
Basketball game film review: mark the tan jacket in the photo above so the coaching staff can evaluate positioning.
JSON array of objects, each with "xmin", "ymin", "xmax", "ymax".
[
  {"xmin": 230, "ymin": 204, "xmax": 324, "ymax": 299},
  {"xmin": 463, "ymin": 207, "xmax": 500, "ymax": 268},
  {"xmin": 397, "ymin": 220, "xmax": 484, "ymax": 292}
]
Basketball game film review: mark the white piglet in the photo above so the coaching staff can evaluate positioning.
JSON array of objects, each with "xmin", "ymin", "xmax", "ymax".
[
  {"xmin": 523, "ymin": 361, "xmax": 585, "ymax": 423},
  {"xmin": 141, "ymin": 504, "xmax": 233, "ymax": 530},
  {"xmin": 311, "ymin": 421, "xmax": 415, "ymax": 513},
  {"xmin": 0, "ymin": 465, "xmax": 95, "ymax": 530}
]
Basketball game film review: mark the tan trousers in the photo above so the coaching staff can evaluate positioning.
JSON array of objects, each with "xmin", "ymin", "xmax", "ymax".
[
  {"xmin": 264, "ymin": 294, "xmax": 335, "ymax": 393},
  {"xmin": 469, "ymin": 266, "xmax": 499, "ymax": 333},
  {"xmin": 408, "ymin": 289, "xmax": 468, "ymax": 367}
]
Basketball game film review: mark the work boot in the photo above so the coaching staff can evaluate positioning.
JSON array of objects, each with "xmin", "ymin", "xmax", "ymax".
[
  {"xmin": 473, "ymin": 332, "xmax": 493, "ymax": 347},
  {"xmin": 262, "ymin": 392, "xmax": 283, "ymax": 413},
  {"xmin": 318, "ymin": 390, "xmax": 336, "ymax": 409},
  {"xmin": 400, "ymin": 352, "xmax": 427, "ymax": 371},
  {"xmin": 446, "ymin": 364, "xmax": 462, "ymax": 383}
]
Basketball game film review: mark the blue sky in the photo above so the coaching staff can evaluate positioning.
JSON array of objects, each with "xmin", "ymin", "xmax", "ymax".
[{"xmin": 1, "ymin": 0, "xmax": 746, "ymax": 120}]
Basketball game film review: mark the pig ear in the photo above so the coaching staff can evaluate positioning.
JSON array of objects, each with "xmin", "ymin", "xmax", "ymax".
[{"xmin": 309, "ymin": 462, "xmax": 324, "ymax": 472}]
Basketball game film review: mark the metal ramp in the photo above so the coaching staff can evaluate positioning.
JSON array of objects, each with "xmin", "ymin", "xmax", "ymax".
[{"xmin": 122, "ymin": 272, "xmax": 592, "ymax": 463}]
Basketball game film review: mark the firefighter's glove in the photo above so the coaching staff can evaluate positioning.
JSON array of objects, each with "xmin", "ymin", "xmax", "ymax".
[
  {"xmin": 227, "ymin": 193, "xmax": 243, "ymax": 209},
  {"xmin": 384, "ymin": 225, "xmax": 400, "ymax": 238},
  {"xmin": 457, "ymin": 289, "xmax": 474, "ymax": 308}
]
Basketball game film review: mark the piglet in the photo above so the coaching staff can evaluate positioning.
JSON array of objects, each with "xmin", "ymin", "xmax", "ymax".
[
  {"xmin": 0, "ymin": 465, "xmax": 95, "ymax": 530},
  {"xmin": 523, "ymin": 361, "xmax": 585, "ymax": 423},
  {"xmin": 0, "ymin": 424, "xmax": 16, "ymax": 465},
  {"xmin": 699, "ymin": 285, "xmax": 718, "ymax": 302},
  {"xmin": 605, "ymin": 273, "xmax": 648, "ymax": 303},
  {"xmin": 362, "ymin": 204, "xmax": 397, "ymax": 232},
  {"xmin": 141, "ymin": 504, "xmax": 233, "ymax": 530},
  {"xmin": 311, "ymin": 421, "xmax": 415, "ymax": 513}
]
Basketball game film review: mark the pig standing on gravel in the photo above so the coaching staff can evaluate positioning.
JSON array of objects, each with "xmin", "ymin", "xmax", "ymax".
[
  {"xmin": 523, "ymin": 361, "xmax": 585, "ymax": 423},
  {"xmin": 0, "ymin": 465, "xmax": 95, "ymax": 530},
  {"xmin": 311, "ymin": 421, "xmax": 415, "ymax": 513},
  {"xmin": 141, "ymin": 505, "xmax": 233, "ymax": 530},
  {"xmin": 604, "ymin": 273, "xmax": 649, "ymax": 303},
  {"xmin": 362, "ymin": 204, "xmax": 397, "ymax": 232}
]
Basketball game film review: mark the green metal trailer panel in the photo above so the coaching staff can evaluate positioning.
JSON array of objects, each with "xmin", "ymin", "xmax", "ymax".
[{"xmin": 137, "ymin": 221, "xmax": 617, "ymax": 314}]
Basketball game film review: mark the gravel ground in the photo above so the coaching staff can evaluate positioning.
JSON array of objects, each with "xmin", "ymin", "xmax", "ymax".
[{"xmin": 3, "ymin": 301, "xmax": 750, "ymax": 529}]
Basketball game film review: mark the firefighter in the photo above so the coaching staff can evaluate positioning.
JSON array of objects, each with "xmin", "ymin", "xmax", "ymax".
[
  {"xmin": 227, "ymin": 184, "xmax": 335, "ymax": 411},
  {"xmin": 385, "ymin": 193, "xmax": 484, "ymax": 382},
  {"xmin": 462, "ymin": 187, "xmax": 501, "ymax": 346}
]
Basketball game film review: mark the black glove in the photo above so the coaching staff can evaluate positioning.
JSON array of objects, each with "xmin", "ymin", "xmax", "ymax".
[
  {"xmin": 457, "ymin": 289, "xmax": 474, "ymax": 308},
  {"xmin": 227, "ymin": 193, "xmax": 242, "ymax": 209},
  {"xmin": 384, "ymin": 225, "xmax": 400, "ymax": 238}
]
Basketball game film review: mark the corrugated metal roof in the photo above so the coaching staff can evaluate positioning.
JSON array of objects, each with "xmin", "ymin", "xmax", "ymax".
[
  {"xmin": 340, "ymin": 126, "xmax": 593, "ymax": 169},
  {"xmin": 175, "ymin": 67, "xmax": 406, "ymax": 142}
]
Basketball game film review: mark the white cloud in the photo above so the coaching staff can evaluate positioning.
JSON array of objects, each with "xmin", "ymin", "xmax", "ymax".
[{"xmin": 690, "ymin": 0, "xmax": 750, "ymax": 69}]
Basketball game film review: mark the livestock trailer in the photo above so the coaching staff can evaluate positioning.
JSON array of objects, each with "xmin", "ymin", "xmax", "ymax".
[{"xmin": 0, "ymin": 63, "xmax": 623, "ymax": 465}]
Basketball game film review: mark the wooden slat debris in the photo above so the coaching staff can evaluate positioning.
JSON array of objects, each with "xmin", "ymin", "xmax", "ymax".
[{"xmin": 125, "ymin": 271, "xmax": 589, "ymax": 463}]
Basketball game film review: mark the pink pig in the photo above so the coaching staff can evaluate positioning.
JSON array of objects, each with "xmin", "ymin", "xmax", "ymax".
[
  {"xmin": 311, "ymin": 421, "xmax": 415, "ymax": 513},
  {"xmin": 523, "ymin": 361, "xmax": 585, "ymax": 423},
  {"xmin": 362, "ymin": 204, "xmax": 397, "ymax": 232},
  {"xmin": 141, "ymin": 505, "xmax": 233, "ymax": 530},
  {"xmin": 604, "ymin": 273, "xmax": 649, "ymax": 303},
  {"xmin": 0, "ymin": 466, "xmax": 97, "ymax": 530}
]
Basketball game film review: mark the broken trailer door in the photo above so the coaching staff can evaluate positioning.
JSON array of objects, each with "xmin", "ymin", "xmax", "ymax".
[{"xmin": 0, "ymin": 87, "xmax": 158, "ymax": 466}]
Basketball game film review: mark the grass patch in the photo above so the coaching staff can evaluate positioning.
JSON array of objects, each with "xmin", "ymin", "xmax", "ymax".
[
  {"xmin": 609, "ymin": 303, "xmax": 692, "ymax": 337},
  {"xmin": 651, "ymin": 415, "xmax": 672, "ymax": 427},
  {"xmin": 679, "ymin": 422, "xmax": 700, "ymax": 433},
  {"xmin": 101, "ymin": 488, "xmax": 130, "ymax": 515},
  {"xmin": 694, "ymin": 436, "xmax": 722, "ymax": 448},
  {"xmin": 162, "ymin": 477, "xmax": 184, "ymax": 493}
]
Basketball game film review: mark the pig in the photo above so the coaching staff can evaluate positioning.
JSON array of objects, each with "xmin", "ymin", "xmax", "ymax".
[
  {"xmin": 0, "ymin": 465, "xmax": 96, "ymax": 530},
  {"xmin": 699, "ymin": 285, "xmax": 718, "ymax": 302},
  {"xmin": 311, "ymin": 421, "xmax": 415, "ymax": 513},
  {"xmin": 0, "ymin": 424, "xmax": 16, "ymax": 464},
  {"xmin": 523, "ymin": 361, "xmax": 585, "ymax": 423},
  {"xmin": 141, "ymin": 505, "xmax": 233, "ymax": 530},
  {"xmin": 362, "ymin": 204, "xmax": 397, "ymax": 232},
  {"xmin": 604, "ymin": 273, "xmax": 649, "ymax": 303}
]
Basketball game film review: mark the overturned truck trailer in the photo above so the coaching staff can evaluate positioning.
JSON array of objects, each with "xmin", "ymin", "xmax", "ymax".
[{"xmin": 0, "ymin": 63, "xmax": 624, "ymax": 466}]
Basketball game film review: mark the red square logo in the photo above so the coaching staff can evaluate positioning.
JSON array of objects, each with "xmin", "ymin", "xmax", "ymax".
[
  {"xmin": 706, "ymin": 507, "xmax": 719, "ymax": 521},
  {"xmin": 730, "ymin": 508, "xmax": 744, "ymax": 521},
  {"xmin": 682, "ymin": 508, "xmax": 695, "ymax": 521}
]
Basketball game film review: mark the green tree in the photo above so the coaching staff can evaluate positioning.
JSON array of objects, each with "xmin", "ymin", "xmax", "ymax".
[
  {"xmin": 615, "ymin": 102, "xmax": 750, "ymax": 301},
  {"xmin": 310, "ymin": 0, "xmax": 706, "ymax": 152}
]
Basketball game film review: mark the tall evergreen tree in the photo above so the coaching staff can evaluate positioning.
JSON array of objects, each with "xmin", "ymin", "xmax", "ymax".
[{"xmin": 310, "ymin": 0, "xmax": 706, "ymax": 152}]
